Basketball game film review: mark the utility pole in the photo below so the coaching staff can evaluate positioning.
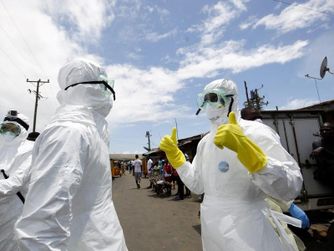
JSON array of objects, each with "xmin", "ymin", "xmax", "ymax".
[
  {"xmin": 145, "ymin": 131, "xmax": 152, "ymax": 151},
  {"xmin": 244, "ymin": 81, "xmax": 251, "ymax": 107},
  {"xmin": 27, "ymin": 78, "xmax": 49, "ymax": 133},
  {"xmin": 243, "ymin": 81, "xmax": 268, "ymax": 110}
]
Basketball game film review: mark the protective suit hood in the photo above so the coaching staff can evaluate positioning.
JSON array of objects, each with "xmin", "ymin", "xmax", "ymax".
[
  {"xmin": 0, "ymin": 113, "xmax": 29, "ymax": 146},
  {"xmin": 48, "ymin": 105, "xmax": 110, "ymax": 145},
  {"xmin": 56, "ymin": 58, "xmax": 113, "ymax": 117},
  {"xmin": 201, "ymin": 79, "xmax": 238, "ymax": 127}
]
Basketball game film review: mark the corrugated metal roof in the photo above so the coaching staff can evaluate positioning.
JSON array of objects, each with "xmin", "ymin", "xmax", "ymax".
[{"xmin": 109, "ymin": 153, "xmax": 144, "ymax": 160}]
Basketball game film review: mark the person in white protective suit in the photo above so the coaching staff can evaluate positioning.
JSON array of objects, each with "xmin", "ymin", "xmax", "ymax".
[
  {"xmin": 15, "ymin": 59, "xmax": 128, "ymax": 251},
  {"xmin": 0, "ymin": 110, "xmax": 34, "ymax": 251},
  {"xmin": 159, "ymin": 79, "xmax": 304, "ymax": 251}
]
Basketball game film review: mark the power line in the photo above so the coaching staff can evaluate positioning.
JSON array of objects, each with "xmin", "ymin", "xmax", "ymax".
[
  {"xmin": 0, "ymin": 3, "xmax": 39, "ymax": 77},
  {"xmin": 0, "ymin": 1, "xmax": 46, "ymax": 74},
  {"xmin": 0, "ymin": 24, "xmax": 38, "ymax": 76},
  {"xmin": 272, "ymin": 0, "xmax": 330, "ymax": 15},
  {"xmin": 0, "ymin": 46, "xmax": 28, "ymax": 78},
  {"xmin": 0, "ymin": 66, "xmax": 11, "ymax": 79},
  {"xmin": 304, "ymin": 74, "xmax": 322, "ymax": 102}
]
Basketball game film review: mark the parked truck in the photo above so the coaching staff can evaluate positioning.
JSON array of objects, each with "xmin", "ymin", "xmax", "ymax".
[{"xmin": 261, "ymin": 109, "xmax": 334, "ymax": 211}]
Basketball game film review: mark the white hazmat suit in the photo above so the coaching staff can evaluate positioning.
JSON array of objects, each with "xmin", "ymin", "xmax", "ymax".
[
  {"xmin": 0, "ymin": 112, "xmax": 34, "ymax": 251},
  {"xmin": 16, "ymin": 59, "xmax": 128, "ymax": 251},
  {"xmin": 160, "ymin": 79, "xmax": 303, "ymax": 251}
]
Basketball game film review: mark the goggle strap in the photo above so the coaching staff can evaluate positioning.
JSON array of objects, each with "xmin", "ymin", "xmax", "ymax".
[
  {"xmin": 3, "ymin": 117, "xmax": 29, "ymax": 131},
  {"xmin": 64, "ymin": 81, "xmax": 116, "ymax": 100},
  {"xmin": 227, "ymin": 96, "xmax": 234, "ymax": 117}
]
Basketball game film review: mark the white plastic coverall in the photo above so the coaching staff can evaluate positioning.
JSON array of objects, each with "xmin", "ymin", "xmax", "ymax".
[
  {"xmin": 16, "ymin": 59, "xmax": 128, "ymax": 251},
  {"xmin": 177, "ymin": 79, "xmax": 303, "ymax": 251},
  {"xmin": 0, "ymin": 114, "xmax": 34, "ymax": 251}
]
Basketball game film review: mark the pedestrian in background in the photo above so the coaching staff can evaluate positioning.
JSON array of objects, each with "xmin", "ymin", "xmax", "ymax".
[
  {"xmin": 147, "ymin": 158, "xmax": 153, "ymax": 177},
  {"xmin": 133, "ymin": 154, "xmax": 142, "ymax": 189}
]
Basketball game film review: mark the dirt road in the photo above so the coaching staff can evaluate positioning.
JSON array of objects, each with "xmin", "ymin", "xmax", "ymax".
[{"xmin": 112, "ymin": 173, "xmax": 202, "ymax": 251}]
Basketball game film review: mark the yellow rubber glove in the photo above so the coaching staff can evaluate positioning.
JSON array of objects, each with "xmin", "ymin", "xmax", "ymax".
[
  {"xmin": 159, "ymin": 128, "xmax": 186, "ymax": 169},
  {"xmin": 214, "ymin": 112, "xmax": 267, "ymax": 173}
]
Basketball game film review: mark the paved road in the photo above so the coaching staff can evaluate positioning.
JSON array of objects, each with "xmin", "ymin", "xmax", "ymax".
[
  {"xmin": 111, "ymin": 173, "xmax": 334, "ymax": 251},
  {"xmin": 112, "ymin": 173, "xmax": 202, "ymax": 251}
]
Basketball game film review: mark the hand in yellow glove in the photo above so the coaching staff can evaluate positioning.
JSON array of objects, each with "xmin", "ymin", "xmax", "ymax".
[
  {"xmin": 214, "ymin": 112, "xmax": 267, "ymax": 173},
  {"xmin": 159, "ymin": 128, "xmax": 186, "ymax": 169}
]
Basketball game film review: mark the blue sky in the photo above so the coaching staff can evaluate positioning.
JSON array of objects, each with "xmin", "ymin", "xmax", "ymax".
[{"xmin": 0, "ymin": 0, "xmax": 333, "ymax": 153}]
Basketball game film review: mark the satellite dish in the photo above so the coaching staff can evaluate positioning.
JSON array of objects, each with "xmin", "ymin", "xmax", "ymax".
[{"xmin": 320, "ymin": 56, "xmax": 332, "ymax": 79}]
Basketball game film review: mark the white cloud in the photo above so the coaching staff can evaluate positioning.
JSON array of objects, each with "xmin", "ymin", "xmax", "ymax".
[
  {"xmin": 116, "ymin": 0, "xmax": 142, "ymax": 19},
  {"xmin": 144, "ymin": 28, "xmax": 177, "ymax": 43},
  {"xmin": 175, "ymin": 1, "xmax": 309, "ymax": 80},
  {"xmin": 299, "ymin": 31, "xmax": 334, "ymax": 79},
  {"xmin": 176, "ymin": 40, "xmax": 309, "ymax": 79},
  {"xmin": 106, "ymin": 64, "xmax": 191, "ymax": 124},
  {"xmin": 0, "ymin": 0, "xmax": 100, "ymax": 131},
  {"xmin": 0, "ymin": 0, "xmax": 189, "ymax": 131},
  {"xmin": 279, "ymin": 98, "xmax": 319, "ymax": 110},
  {"xmin": 253, "ymin": 0, "xmax": 334, "ymax": 33},
  {"xmin": 126, "ymin": 52, "xmax": 142, "ymax": 61},
  {"xmin": 144, "ymin": 4, "xmax": 170, "ymax": 19},
  {"xmin": 113, "ymin": 2, "xmax": 172, "ymax": 46},
  {"xmin": 117, "ymin": 0, "xmax": 170, "ymax": 21},
  {"xmin": 230, "ymin": 0, "xmax": 248, "ymax": 11},
  {"xmin": 0, "ymin": 0, "xmax": 322, "ymax": 138},
  {"xmin": 188, "ymin": 1, "xmax": 248, "ymax": 46},
  {"xmin": 239, "ymin": 15, "xmax": 257, "ymax": 30},
  {"xmin": 43, "ymin": 0, "xmax": 116, "ymax": 43}
]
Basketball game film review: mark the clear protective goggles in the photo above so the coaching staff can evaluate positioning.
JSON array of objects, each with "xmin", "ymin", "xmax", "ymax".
[
  {"xmin": 65, "ymin": 74, "xmax": 116, "ymax": 100},
  {"xmin": 0, "ymin": 122, "xmax": 21, "ymax": 136},
  {"xmin": 197, "ymin": 89, "xmax": 229, "ymax": 110}
]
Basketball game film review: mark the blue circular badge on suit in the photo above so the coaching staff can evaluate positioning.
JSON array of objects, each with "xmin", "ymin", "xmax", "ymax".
[{"xmin": 218, "ymin": 161, "xmax": 229, "ymax": 172}]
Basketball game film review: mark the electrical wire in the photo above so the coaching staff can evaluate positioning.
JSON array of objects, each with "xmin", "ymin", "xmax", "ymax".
[
  {"xmin": 0, "ymin": 1, "xmax": 46, "ymax": 74},
  {"xmin": 0, "ymin": 2, "xmax": 38, "ymax": 78},
  {"xmin": 0, "ymin": 65, "xmax": 11, "ymax": 79},
  {"xmin": 0, "ymin": 24, "xmax": 39, "ymax": 77},
  {"xmin": 0, "ymin": 46, "xmax": 28, "ymax": 79}
]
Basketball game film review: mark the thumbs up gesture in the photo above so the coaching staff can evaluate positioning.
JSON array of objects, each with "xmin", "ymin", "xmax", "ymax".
[
  {"xmin": 159, "ymin": 128, "xmax": 186, "ymax": 169},
  {"xmin": 214, "ymin": 112, "xmax": 267, "ymax": 173},
  {"xmin": 214, "ymin": 112, "xmax": 244, "ymax": 152},
  {"xmin": 160, "ymin": 128, "xmax": 178, "ymax": 153}
]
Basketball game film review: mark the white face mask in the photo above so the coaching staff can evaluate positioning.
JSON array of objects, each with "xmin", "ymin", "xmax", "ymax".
[
  {"xmin": 94, "ymin": 102, "xmax": 112, "ymax": 117},
  {"xmin": 205, "ymin": 105, "xmax": 228, "ymax": 124},
  {"xmin": 206, "ymin": 106, "xmax": 223, "ymax": 119},
  {"xmin": 0, "ymin": 131, "xmax": 17, "ymax": 143}
]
